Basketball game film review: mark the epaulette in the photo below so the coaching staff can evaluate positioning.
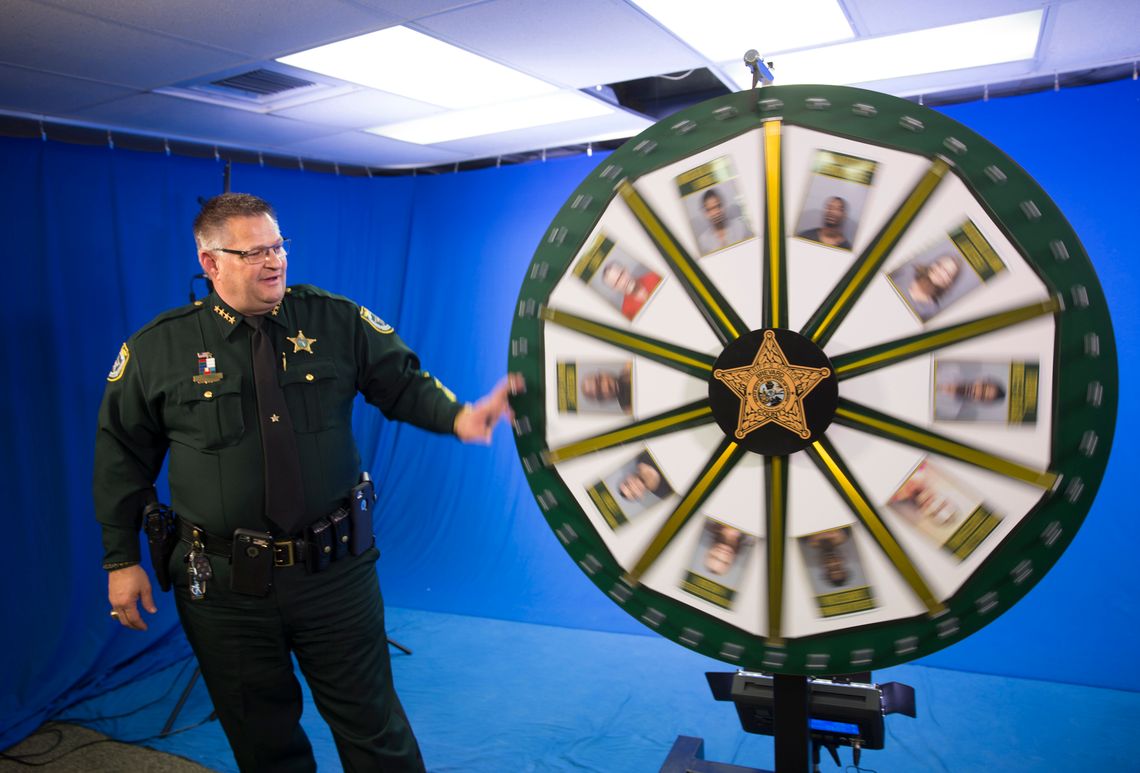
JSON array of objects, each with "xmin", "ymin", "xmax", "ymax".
[
  {"xmin": 133, "ymin": 299, "xmax": 208, "ymax": 339},
  {"xmin": 287, "ymin": 284, "xmax": 360, "ymax": 309},
  {"xmin": 288, "ymin": 284, "xmax": 394, "ymax": 334}
]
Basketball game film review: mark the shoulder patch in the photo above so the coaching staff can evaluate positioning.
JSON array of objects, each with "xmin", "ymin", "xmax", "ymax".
[
  {"xmin": 360, "ymin": 306, "xmax": 394, "ymax": 334},
  {"xmin": 107, "ymin": 343, "xmax": 130, "ymax": 382}
]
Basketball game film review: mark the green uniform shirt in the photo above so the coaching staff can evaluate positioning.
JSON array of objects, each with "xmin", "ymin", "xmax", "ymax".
[{"xmin": 94, "ymin": 285, "xmax": 463, "ymax": 567}]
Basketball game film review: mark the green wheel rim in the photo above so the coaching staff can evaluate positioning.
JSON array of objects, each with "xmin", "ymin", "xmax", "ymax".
[{"xmin": 508, "ymin": 85, "xmax": 1116, "ymax": 674}]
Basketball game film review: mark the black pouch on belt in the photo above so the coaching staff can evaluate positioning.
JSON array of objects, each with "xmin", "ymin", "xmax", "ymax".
[
  {"xmin": 329, "ymin": 508, "xmax": 351, "ymax": 561},
  {"xmin": 143, "ymin": 502, "xmax": 178, "ymax": 592},
  {"xmin": 307, "ymin": 517, "xmax": 333, "ymax": 573},
  {"xmin": 348, "ymin": 476, "xmax": 376, "ymax": 556},
  {"xmin": 231, "ymin": 529, "xmax": 273, "ymax": 596}
]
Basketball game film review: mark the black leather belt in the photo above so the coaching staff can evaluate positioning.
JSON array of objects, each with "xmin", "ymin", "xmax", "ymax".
[{"xmin": 178, "ymin": 520, "xmax": 308, "ymax": 567}]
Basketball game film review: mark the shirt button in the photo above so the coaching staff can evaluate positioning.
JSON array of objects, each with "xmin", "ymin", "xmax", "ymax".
[
  {"xmin": 305, "ymin": 373, "xmax": 315, "ymax": 382},
  {"xmin": 204, "ymin": 390, "xmax": 214, "ymax": 399}
]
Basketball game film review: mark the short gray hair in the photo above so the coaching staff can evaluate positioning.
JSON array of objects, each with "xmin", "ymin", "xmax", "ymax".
[{"xmin": 193, "ymin": 193, "xmax": 277, "ymax": 250}]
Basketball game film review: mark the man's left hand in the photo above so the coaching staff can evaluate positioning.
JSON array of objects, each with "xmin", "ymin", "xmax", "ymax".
[{"xmin": 454, "ymin": 373, "xmax": 523, "ymax": 444}]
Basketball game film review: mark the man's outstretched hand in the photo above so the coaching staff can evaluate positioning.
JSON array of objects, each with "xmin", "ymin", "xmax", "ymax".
[{"xmin": 453, "ymin": 373, "xmax": 524, "ymax": 444}]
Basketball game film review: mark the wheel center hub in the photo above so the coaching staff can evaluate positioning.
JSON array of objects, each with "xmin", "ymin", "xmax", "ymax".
[{"xmin": 707, "ymin": 329, "xmax": 839, "ymax": 455}]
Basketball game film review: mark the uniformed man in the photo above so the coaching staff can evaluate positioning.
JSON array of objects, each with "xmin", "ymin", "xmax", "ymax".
[{"xmin": 94, "ymin": 192, "xmax": 513, "ymax": 772}]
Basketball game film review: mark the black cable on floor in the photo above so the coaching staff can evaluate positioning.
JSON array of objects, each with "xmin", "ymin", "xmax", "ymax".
[
  {"xmin": 1, "ymin": 654, "xmax": 211, "ymax": 767},
  {"xmin": 0, "ymin": 713, "xmax": 216, "ymax": 767}
]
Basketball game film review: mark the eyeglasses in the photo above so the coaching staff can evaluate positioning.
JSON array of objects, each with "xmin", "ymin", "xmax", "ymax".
[{"xmin": 212, "ymin": 238, "xmax": 290, "ymax": 264}]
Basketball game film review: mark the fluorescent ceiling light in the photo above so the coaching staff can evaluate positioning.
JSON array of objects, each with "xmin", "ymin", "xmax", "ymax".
[
  {"xmin": 577, "ymin": 128, "xmax": 650, "ymax": 144},
  {"xmin": 728, "ymin": 10, "xmax": 1044, "ymax": 89},
  {"xmin": 367, "ymin": 91, "xmax": 615, "ymax": 145},
  {"xmin": 631, "ymin": 0, "xmax": 853, "ymax": 62},
  {"xmin": 278, "ymin": 26, "xmax": 558, "ymax": 109}
]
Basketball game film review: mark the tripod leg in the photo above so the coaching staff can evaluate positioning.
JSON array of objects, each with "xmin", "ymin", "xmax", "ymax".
[
  {"xmin": 386, "ymin": 637, "xmax": 413, "ymax": 656},
  {"xmin": 162, "ymin": 666, "xmax": 202, "ymax": 736}
]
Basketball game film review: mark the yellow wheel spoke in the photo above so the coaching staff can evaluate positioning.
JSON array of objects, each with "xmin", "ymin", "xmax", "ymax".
[
  {"xmin": 833, "ymin": 298, "xmax": 1061, "ymax": 380},
  {"xmin": 762, "ymin": 120, "xmax": 787, "ymax": 329},
  {"xmin": 618, "ymin": 180, "xmax": 748, "ymax": 344},
  {"xmin": 765, "ymin": 454, "xmax": 788, "ymax": 644},
  {"xmin": 544, "ymin": 400, "xmax": 714, "ymax": 465},
  {"xmin": 834, "ymin": 399, "xmax": 1058, "ymax": 489},
  {"xmin": 802, "ymin": 158, "xmax": 951, "ymax": 348},
  {"xmin": 540, "ymin": 306, "xmax": 715, "ymax": 379},
  {"xmin": 807, "ymin": 438, "xmax": 945, "ymax": 615},
  {"xmin": 628, "ymin": 440, "xmax": 745, "ymax": 580}
]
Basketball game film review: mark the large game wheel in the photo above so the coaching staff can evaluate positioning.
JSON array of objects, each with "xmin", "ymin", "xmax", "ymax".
[{"xmin": 507, "ymin": 85, "xmax": 1116, "ymax": 674}]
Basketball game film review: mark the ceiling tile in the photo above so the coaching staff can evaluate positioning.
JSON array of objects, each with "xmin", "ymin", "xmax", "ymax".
[
  {"xmin": 273, "ymin": 88, "xmax": 441, "ymax": 130},
  {"xmin": 1040, "ymin": 0, "xmax": 1140, "ymax": 69},
  {"xmin": 0, "ymin": 65, "xmax": 135, "ymax": 115},
  {"xmin": 277, "ymin": 130, "xmax": 469, "ymax": 167},
  {"xmin": 433, "ymin": 108, "xmax": 651, "ymax": 158},
  {"xmin": 844, "ymin": 0, "xmax": 1044, "ymax": 36},
  {"xmin": 71, "ymin": 93, "xmax": 344, "ymax": 147},
  {"xmin": 1, "ymin": 0, "xmax": 248, "ymax": 88},
  {"xmin": 416, "ymin": 0, "xmax": 706, "ymax": 88},
  {"xmin": 31, "ymin": 0, "xmax": 398, "ymax": 60},
  {"xmin": 843, "ymin": 59, "xmax": 1039, "ymax": 98},
  {"xmin": 349, "ymin": 0, "xmax": 489, "ymax": 23}
]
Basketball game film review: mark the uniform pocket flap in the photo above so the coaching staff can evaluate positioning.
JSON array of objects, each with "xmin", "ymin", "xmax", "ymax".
[
  {"xmin": 281, "ymin": 359, "xmax": 337, "ymax": 386},
  {"xmin": 177, "ymin": 373, "xmax": 243, "ymax": 403}
]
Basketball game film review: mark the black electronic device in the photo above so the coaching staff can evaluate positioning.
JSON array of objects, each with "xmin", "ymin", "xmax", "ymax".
[
  {"xmin": 230, "ymin": 528, "xmax": 274, "ymax": 596},
  {"xmin": 706, "ymin": 671, "xmax": 915, "ymax": 752},
  {"xmin": 348, "ymin": 473, "xmax": 376, "ymax": 556}
]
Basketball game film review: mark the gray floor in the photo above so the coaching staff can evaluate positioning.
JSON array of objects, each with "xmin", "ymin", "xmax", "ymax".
[{"xmin": 0, "ymin": 723, "xmax": 211, "ymax": 772}]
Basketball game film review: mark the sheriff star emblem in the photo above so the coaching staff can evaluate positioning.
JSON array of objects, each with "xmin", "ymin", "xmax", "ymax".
[
  {"xmin": 713, "ymin": 330, "xmax": 830, "ymax": 440},
  {"xmin": 287, "ymin": 330, "xmax": 317, "ymax": 354}
]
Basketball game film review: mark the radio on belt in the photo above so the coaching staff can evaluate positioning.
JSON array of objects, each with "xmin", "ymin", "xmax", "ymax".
[{"xmin": 348, "ymin": 472, "xmax": 377, "ymax": 556}]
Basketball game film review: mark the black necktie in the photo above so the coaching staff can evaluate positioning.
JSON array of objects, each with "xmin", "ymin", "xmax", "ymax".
[{"xmin": 247, "ymin": 316, "xmax": 307, "ymax": 534}]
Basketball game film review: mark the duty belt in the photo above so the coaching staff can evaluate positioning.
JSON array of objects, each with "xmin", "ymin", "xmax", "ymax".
[{"xmin": 178, "ymin": 520, "xmax": 309, "ymax": 567}]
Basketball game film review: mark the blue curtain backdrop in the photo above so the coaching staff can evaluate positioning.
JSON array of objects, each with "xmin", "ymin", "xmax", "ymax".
[{"xmin": 1, "ymin": 77, "xmax": 1137, "ymax": 749}]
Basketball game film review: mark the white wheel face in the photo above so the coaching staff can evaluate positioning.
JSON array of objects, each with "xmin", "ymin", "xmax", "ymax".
[{"xmin": 509, "ymin": 85, "xmax": 1116, "ymax": 673}]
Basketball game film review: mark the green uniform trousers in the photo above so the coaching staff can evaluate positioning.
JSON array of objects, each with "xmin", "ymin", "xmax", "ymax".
[{"xmin": 173, "ymin": 544, "xmax": 424, "ymax": 773}]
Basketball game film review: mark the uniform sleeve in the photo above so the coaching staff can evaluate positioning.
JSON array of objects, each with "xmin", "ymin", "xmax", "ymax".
[
  {"xmin": 353, "ymin": 306, "xmax": 464, "ymax": 434},
  {"xmin": 93, "ymin": 341, "xmax": 170, "ymax": 567}
]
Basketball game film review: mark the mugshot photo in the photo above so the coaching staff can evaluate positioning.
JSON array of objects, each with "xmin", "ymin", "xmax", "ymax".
[
  {"xmin": 572, "ymin": 234, "xmax": 664, "ymax": 322},
  {"xmin": 797, "ymin": 525, "xmax": 876, "ymax": 617},
  {"xmin": 886, "ymin": 222, "xmax": 1007, "ymax": 323},
  {"xmin": 679, "ymin": 517, "xmax": 756, "ymax": 610},
  {"xmin": 556, "ymin": 359, "xmax": 633, "ymax": 416},
  {"xmin": 933, "ymin": 359, "xmax": 1039, "ymax": 424},
  {"xmin": 674, "ymin": 156, "xmax": 755, "ymax": 257},
  {"xmin": 886, "ymin": 459, "xmax": 1002, "ymax": 560},
  {"xmin": 586, "ymin": 449, "xmax": 674, "ymax": 530},
  {"xmin": 794, "ymin": 150, "xmax": 877, "ymax": 251},
  {"xmin": 886, "ymin": 244, "xmax": 977, "ymax": 323}
]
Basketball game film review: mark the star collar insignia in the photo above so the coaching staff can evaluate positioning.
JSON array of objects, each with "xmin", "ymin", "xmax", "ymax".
[
  {"xmin": 713, "ymin": 330, "xmax": 830, "ymax": 440},
  {"xmin": 213, "ymin": 304, "xmax": 237, "ymax": 325},
  {"xmin": 287, "ymin": 330, "xmax": 317, "ymax": 354}
]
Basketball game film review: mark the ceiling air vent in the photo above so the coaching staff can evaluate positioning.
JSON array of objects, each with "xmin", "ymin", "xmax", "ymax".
[
  {"xmin": 156, "ymin": 66, "xmax": 353, "ymax": 113},
  {"xmin": 210, "ymin": 69, "xmax": 316, "ymax": 97}
]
